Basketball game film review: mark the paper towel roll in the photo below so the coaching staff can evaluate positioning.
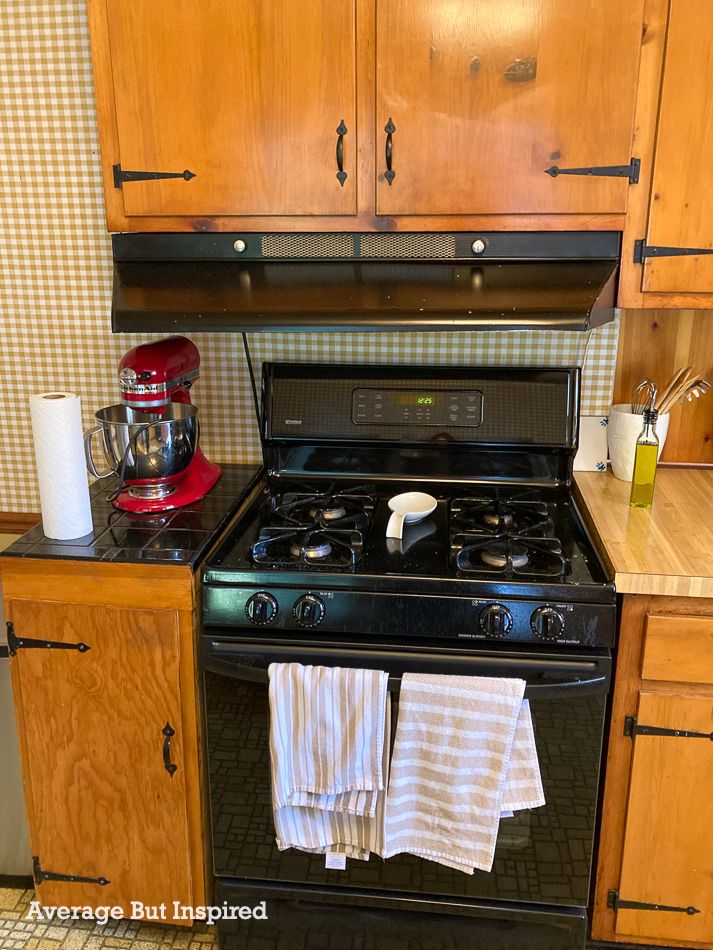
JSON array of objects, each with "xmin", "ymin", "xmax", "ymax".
[{"xmin": 29, "ymin": 392, "xmax": 93, "ymax": 540}]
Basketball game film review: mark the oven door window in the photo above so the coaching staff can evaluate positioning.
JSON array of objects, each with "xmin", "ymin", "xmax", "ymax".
[{"xmin": 204, "ymin": 649, "xmax": 607, "ymax": 908}]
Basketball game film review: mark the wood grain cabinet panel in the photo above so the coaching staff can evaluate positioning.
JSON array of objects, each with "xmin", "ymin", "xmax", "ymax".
[
  {"xmin": 375, "ymin": 0, "xmax": 645, "ymax": 215},
  {"xmin": 641, "ymin": 0, "xmax": 713, "ymax": 294},
  {"xmin": 642, "ymin": 614, "xmax": 713, "ymax": 684},
  {"xmin": 8, "ymin": 600, "xmax": 193, "ymax": 919},
  {"xmin": 103, "ymin": 0, "xmax": 357, "ymax": 217},
  {"xmin": 615, "ymin": 690, "xmax": 713, "ymax": 945},
  {"xmin": 593, "ymin": 597, "xmax": 713, "ymax": 948}
]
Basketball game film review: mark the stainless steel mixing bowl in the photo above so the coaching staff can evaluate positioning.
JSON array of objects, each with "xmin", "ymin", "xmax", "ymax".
[{"xmin": 84, "ymin": 403, "xmax": 199, "ymax": 485}]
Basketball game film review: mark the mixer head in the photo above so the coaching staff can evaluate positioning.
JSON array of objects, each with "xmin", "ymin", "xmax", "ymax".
[{"xmin": 118, "ymin": 336, "xmax": 200, "ymax": 410}]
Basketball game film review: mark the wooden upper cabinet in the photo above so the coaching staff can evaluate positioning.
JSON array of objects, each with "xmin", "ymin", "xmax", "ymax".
[
  {"xmin": 101, "ymin": 0, "xmax": 357, "ymax": 217},
  {"xmin": 640, "ymin": 0, "xmax": 713, "ymax": 294},
  {"xmin": 9, "ymin": 599, "xmax": 193, "ymax": 918},
  {"xmin": 375, "ymin": 0, "xmax": 645, "ymax": 216},
  {"xmin": 614, "ymin": 690, "xmax": 713, "ymax": 945}
]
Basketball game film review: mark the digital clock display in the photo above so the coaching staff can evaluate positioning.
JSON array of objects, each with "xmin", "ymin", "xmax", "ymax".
[
  {"xmin": 351, "ymin": 388, "xmax": 483, "ymax": 427},
  {"xmin": 393, "ymin": 392, "xmax": 437, "ymax": 406}
]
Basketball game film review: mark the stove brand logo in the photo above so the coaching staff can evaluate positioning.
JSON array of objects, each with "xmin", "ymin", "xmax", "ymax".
[{"xmin": 284, "ymin": 419, "xmax": 303, "ymax": 425}]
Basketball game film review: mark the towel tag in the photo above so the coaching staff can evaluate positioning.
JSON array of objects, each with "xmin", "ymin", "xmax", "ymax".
[{"xmin": 325, "ymin": 853, "xmax": 347, "ymax": 870}]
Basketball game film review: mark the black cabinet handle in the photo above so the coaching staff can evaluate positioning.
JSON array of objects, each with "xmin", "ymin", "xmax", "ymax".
[
  {"xmin": 162, "ymin": 722, "xmax": 177, "ymax": 777},
  {"xmin": 336, "ymin": 120, "xmax": 347, "ymax": 187},
  {"xmin": 384, "ymin": 118, "xmax": 396, "ymax": 185}
]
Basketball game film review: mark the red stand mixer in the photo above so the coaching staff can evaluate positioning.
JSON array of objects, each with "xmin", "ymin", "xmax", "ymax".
[{"xmin": 85, "ymin": 337, "xmax": 221, "ymax": 512}]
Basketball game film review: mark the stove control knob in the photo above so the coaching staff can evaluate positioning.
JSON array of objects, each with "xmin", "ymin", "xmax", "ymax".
[
  {"xmin": 245, "ymin": 592, "xmax": 278, "ymax": 626},
  {"xmin": 293, "ymin": 594, "xmax": 326, "ymax": 628},
  {"xmin": 531, "ymin": 606, "xmax": 565, "ymax": 640},
  {"xmin": 479, "ymin": 604, "xmax": 513, "ymax": 639}
]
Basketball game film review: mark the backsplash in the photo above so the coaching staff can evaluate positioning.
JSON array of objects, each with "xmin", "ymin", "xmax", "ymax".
[{"xmin": 0, "ymin": 1, "xmax": 619, "ymax": 513}]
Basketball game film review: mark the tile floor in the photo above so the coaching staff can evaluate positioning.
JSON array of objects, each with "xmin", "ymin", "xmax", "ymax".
[
  {"xmin": 0, "ymin": 884, "xmax": 685, "ymax": 950},
  {"xmin": 0, "ymin": 887, "xmax": 216, "ymax": 949}
]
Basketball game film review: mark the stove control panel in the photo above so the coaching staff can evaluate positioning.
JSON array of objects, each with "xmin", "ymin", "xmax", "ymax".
[
  {"xmin": 205, "ymin": 587, "xmax": 614, "ymax": 648},
  {"xmin": 352, "ymin": 388, "xmax": 483, "ymax": 427}
]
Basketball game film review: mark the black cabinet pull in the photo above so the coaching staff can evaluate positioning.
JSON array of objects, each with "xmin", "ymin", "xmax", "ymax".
[
  {"xmin": 162, "ymin": 722, "xmax": 177, "ymax": 777},
  {"xmin": 384, "ymin": 118, "xmax": 396, "ymax": 185},
  {"xmin": 336, "ymin": 120, "xmax": 348, "ymax": 187}
]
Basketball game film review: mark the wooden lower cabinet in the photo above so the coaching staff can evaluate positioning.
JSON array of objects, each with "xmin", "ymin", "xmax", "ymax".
[
  {"xmin": 1, "ymin": 559, "xmax": 205, "ymax": 924},
  {"xmin": 593, "ymin": 595, "xmax": 713, "ymax": 947}
]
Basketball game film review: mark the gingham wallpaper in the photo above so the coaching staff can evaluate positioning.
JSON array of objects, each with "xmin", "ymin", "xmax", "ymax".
[{"xmin": 0, "ymin": 1, "xmax": 620, "ymax": 513}]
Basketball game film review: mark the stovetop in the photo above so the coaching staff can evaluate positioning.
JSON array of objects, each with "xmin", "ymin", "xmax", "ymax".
[
  {"xmin": 201, "ymin": 364, "xmax": 614, "ymax": 648},
  {"xmin": 205, "ymin": 480, "xmax": 608, "ymax": 590}
]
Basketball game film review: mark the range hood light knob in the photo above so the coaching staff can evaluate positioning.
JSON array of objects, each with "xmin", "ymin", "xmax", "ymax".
[
  {"xmin": 233, "ymin": 239, "xmax": 247, "ymax": 254},
  {"xmin": 471, "ymin": 239, "xmax": 487, "ymax": 255}
]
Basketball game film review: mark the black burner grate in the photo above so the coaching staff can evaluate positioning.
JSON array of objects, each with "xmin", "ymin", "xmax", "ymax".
[
  {"xmin": 251, "ymin": 526, "xmax": 364, "ymax": 570},
  {"xmin": 453, "ymin": 534, "xmax": 568, "ymax": 578}
]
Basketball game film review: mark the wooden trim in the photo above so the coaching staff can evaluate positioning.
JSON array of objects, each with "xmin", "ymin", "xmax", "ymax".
[
  {"xmin": 178, "ymin": 606, "xmax": 207, "ymax": 907},
  {"xmin": 0, "ymin": 557, "xmax": 193, "ymax": 610},
  {"xmin": 86, "ymin": 0, "xmax": 127, "ymax": 232},
  {"xmin": 592, "ymin": 595, "xmax": 650, "ymax": 942},
  {"xmin": 94, "ymin": 211, "xmax": 628, "ymax": 234},
  {"xmin": 0, "ymin": 512, "xmax": 39, "ymax": 534},
  {"xmin": 617, "ymin": 0, "xmax": 669, "ymax": 308}
]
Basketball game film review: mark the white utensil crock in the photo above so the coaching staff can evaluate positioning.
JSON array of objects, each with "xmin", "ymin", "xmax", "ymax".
[{"xmin": 607, "ymin": 404, "xmax": 670, "ymax": 481}]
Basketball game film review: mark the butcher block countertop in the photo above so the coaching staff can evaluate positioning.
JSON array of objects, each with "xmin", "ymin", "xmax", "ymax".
[{"xmin": 574, "ymin": 468, "xmax": 713, "ymax": 598}]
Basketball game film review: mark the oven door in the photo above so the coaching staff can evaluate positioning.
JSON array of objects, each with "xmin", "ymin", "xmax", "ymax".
[{"xmin": 202, "ymin": 636, "xmax": 610, "ymax": 909}]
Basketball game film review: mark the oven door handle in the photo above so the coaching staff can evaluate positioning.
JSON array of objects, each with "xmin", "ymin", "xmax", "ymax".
[{"xmin": 202, "ymin": 640, "xmax": 611, "ymax": 698}]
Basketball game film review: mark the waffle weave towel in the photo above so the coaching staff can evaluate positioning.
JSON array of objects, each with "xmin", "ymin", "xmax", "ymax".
[
  {"xmin": 268, "ymin": 663, "xmax": 390, "ymax": 860},
  {"xmin": 381, "ymin": 673, "xmax": 545, "ymax": 873}
]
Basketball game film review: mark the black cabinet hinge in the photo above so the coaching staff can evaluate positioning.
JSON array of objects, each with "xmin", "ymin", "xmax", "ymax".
[
  {"xmin": 113, "ymin": 164, "xmax": 196, "ymax": 189},
  {"xmin": 608, "ymin": 889, "xmax": 699, "ymax": 916},
  {"xmin": 6, "ymin": 621, "xmax": 89, "ymax": 657},
  {"xmin": 624, "ymin": 715, "xmax": 713, "ymax": 741},
  {"xmin": 545, "ymin": 157, "xmax": 640, "ymax": 184},
  {"xmin": 633, "ymin": 239, "xmax": 713, "ymax": 263},
  {"xmin": 33, "ymin": 856, "xmax": 109, "ymax": 887}
]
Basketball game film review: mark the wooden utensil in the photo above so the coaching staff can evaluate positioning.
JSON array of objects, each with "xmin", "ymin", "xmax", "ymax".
[
  {"xmin": 655, "ymin": 366, "xmax": 693, "ymax": 411},
  {"xmin": 659, "ymin": 377, "xmax": 709, "ymax": 414}
]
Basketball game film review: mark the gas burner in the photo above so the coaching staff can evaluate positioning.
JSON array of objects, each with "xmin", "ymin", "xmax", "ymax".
[
  {"xmin": 267, "ymin": 483, "xmax": 376, "ymax": 531},
  {"xmin": 451, "ymin": 494, "xmax": 554, "ymax": 538},
  {"xmin": 310, "ymin": 503, "xmax": 346, "ymax": 522},
  {"xmin": 251, "ymin": 526, "xmax": 363, "ymax": 569},
  {"xmin": 453, "ymin": 534, "xmax": 568, "ymax": 578},
  {"xmin": 481, "ymin": 542, "xmax": 529, "ymax": 569},
  {"xmin": 291, "ymin": 537, "xmax": 333, "ymax": 560}
]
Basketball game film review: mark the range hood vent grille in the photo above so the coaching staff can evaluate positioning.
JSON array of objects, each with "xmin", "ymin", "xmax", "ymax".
[
  {"xmin": 261, "ymin": 233, "xmax": 354, "ymax": 258},
  {"xmin": 360, "ymin": 233, "xmax": 456, "ymax": 258}
]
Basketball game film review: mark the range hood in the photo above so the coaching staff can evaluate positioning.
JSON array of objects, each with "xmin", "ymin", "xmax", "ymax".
[{"xmin": 111, "ymin": 231, "xmax": 619, "ymax": 333}]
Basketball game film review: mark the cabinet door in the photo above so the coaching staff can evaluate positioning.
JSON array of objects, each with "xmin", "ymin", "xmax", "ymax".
[
  {"xmin": 641, "ymin": 0, "xmax": 713, "ymax": 293},
  {"xmin": 375, "ymin": 0, "xmax": 644, "ymax": 215},
  {"xmin": 104, "ymin": 0, "xmax": 357, "ymax": 216},
  {"xmin": 614, "ymin": 691, "xmax": 713, "ymax": 944},
  {"xmin": 9, "ymin": 600, "xmax": 192, "ymax": 915}
]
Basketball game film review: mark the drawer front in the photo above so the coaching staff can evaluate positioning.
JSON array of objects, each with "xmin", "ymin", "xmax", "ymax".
[{"xmin": 642, "ymin": 613, "xmax": 713, "ymax": 684}]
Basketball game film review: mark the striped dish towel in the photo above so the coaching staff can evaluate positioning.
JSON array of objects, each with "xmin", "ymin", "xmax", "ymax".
[
  {"xmin": 268, "ymin": 663, "xmax": 390, "ymax": 860},
  {"xmin": 381, "ymin": 673, "xmax": 545, "ymax": 874}
]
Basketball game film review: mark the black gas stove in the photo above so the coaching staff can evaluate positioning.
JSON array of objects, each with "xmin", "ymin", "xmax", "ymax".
[
  {"xmin": 203, "ymin": 364, "xmax": 614, "ymax": 648},
  {"xmin": 201, "ymin": 363, "xmax": 615, "ymax": 950}
]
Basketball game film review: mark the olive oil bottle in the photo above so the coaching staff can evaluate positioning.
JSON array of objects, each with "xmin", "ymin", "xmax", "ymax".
[{"xmin": 630, "ymin": 407, "xmax": 659, "ymax": 509}]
